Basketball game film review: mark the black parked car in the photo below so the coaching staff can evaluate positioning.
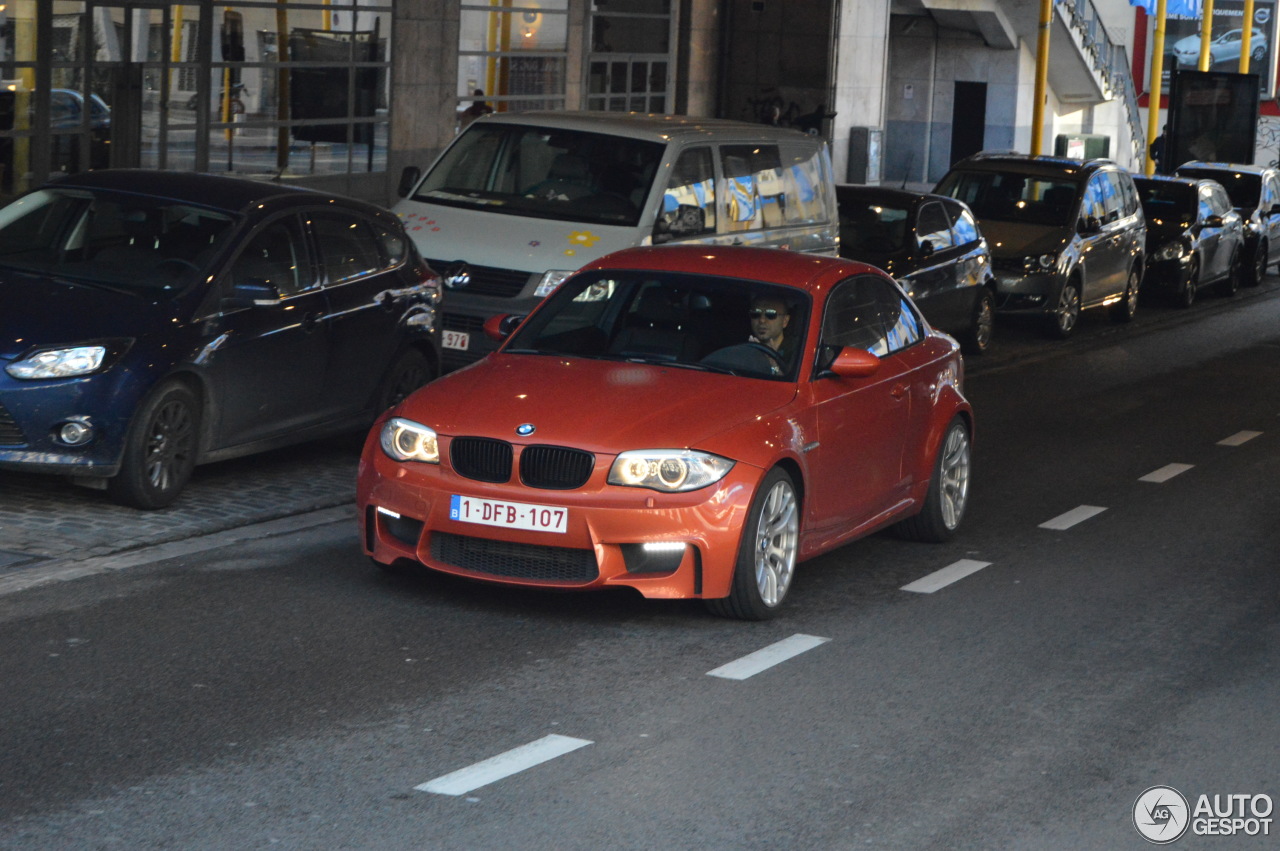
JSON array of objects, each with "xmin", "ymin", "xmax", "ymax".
[
  {"xmin": 0, "ymin": 170, "xmax": 442, "ymax": 508},
  {"xmin": 836, "ymin": 184, "xmax": 996, "ymax": 354},
  {"xmin": 1174, "ymin": 161, "xmax": 1280, "ymax": 286},
  {"xmin": 1134, "ymin": 174, "xmax": 1245, "ymax": 306}
]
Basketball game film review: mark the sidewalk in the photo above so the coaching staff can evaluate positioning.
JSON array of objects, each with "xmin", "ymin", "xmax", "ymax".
[{"xmin": 0, "ymin": 441, "xmax": 359, "ymax": 569}]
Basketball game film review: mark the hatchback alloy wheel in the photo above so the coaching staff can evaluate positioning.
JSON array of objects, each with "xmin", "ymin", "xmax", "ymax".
[
  {"xmin": 937, "ymin": 423, "xmax": 971, "ymax": 531},
  {"xmin": 752, "ymin": 478, "xmax": 799, "ymax": 607}
]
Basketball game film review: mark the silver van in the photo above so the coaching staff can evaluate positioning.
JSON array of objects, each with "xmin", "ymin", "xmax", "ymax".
[{"xmin": 393, "ymin": 112, "xmax": 839, "ymax": 369}]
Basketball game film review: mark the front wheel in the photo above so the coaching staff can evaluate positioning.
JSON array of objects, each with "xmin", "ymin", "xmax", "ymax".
[
  {"xmin": 1110, "ymin": 265, "xmax": 1140, "ymax": 323},
  {"xmin": 895, "ymin": 417, "xmax": 971, "ymax": 542},
  {"xmin": 1247, "ymin": 239, "xmax": 1268, "ymax": 287},
  {"xmin": 1218, "ymin": 248, "xmax": 1242, "ymax": 297},
  {"xmin": 107, "ymin": 380, "xmax": 200, "ymax": 509},
  {"xmin": 959, "ymin": 288, "xmax": 995, "ymax": 355},
  {"xmin": 706, "ymin": 467, "xmax": 800, "ymax": 620},
  {"xmin": 1174, "ymin": 256, "xmax": 1199, "ymax": 308},
  {"xmin": 375, "ymin": 348, "xmax": 435, "ymax": 414},
  {"xmin": 1046, "ymin": 279, "xmax": 1081, "ymax": 339}
]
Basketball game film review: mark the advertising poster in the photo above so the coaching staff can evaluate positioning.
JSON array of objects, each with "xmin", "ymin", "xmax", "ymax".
[
  {"xmin": 1167, "ymin": 69, "xmax": 1261, "ymax": 165},
  {"xmin": 1155, "ymin": 0, "xmax": 1277, "ymax": 96}
]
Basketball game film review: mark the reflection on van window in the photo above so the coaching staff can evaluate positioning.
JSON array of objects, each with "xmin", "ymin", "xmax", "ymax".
[
  {"xmin": 660, "ymin": 147, "xmax": 717, "ymax": 239},
  {"xmin": 411, "ymin": 123, "xmax": 664, "ymax": 227},
  {"xmin": 936, "ymin": 170, "xmax": 1080, "ymax": 227}
]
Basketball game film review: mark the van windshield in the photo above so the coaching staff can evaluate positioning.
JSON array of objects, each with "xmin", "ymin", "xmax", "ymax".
[
  {"xmin": 410, "ymin": 122, "xmax": 665, "ymax": 227},
  {"xmin": 936, "ymin": 170, "xmax": 1081, "ymax": 227}
]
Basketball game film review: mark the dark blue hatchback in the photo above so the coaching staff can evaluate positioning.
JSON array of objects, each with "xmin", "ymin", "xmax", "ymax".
[{"xmin": 0, "ymin": 170, "xmax": 442, "ymax": 508}]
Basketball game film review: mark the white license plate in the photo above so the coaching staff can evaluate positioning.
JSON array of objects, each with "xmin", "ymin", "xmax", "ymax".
[
  {"xmin": 449, "ymin": 495, "xmax": 568, "ymax": 534},
  {"xmin": 443, "ymin": 330, "xmax": 470, "ymax": 351}
]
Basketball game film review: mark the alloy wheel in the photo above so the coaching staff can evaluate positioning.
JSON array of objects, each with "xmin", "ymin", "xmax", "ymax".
[
  {"xmin": 938, "ymin": 424, "xmax": 971, "ymax": 530},
  {"xmin": 753, "ymin": 479, "xmax": 799, "ymax": 607}
]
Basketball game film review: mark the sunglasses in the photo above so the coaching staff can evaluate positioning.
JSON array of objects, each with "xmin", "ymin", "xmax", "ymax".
[{"xmin": 749, "ymin": 308, "xmax": 782, "ymax": 320}]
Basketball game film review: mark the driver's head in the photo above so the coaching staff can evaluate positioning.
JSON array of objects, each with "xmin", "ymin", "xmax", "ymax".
[{"xmin": 749, "ymin": 296, "xmax": 790, "ymax": 350}]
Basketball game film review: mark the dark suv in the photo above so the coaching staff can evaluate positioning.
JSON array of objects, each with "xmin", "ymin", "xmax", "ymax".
[
  {"xmin": 935, "ymin": 153, "xmax": 1146, "ymax": 338},
  {"xmin": 1174, "ymin": 162, "xmax": 1280, "ymax": 286}
]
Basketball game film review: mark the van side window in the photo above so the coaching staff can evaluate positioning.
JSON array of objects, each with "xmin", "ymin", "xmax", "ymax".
[
  {"xmin": 720, "ymin": 144, "xmax": 785, "ymax": 231},
  {"xmin": 658, "ymin": 147, "xmax": 717, "ymax": 240},
  {"xmin": 780, "ymin": 144, "xmax": 834, "ymax": 226}
]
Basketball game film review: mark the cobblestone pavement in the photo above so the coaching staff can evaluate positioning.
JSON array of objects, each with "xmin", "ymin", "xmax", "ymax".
[{"xmin": 0, "ymin": 440, "xmax": 361, "ymax": 569}]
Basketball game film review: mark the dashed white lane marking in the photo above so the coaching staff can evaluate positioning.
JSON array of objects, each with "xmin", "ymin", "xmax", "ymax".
[
  {"xmin": 416, "ymin": 734, "xmax": 593, "ymax": 797},
  {"xmin": 706, "ymin": 633, "xmax": 830, "ymax": 681},
  {"xmin": 1139, "ymin": 463, "xmax": 1194, "ymax": 483},
  {"xmin": 1218, "ymin": 430, "xmax": 1262, "ymax": 446},
  {"xmin": 1039, "ymin": 505, "xmax": 1108, "ymax": 530},
  {"xmin": 901, "ymin": 559, "xmax": 992, "ymax": 594}
]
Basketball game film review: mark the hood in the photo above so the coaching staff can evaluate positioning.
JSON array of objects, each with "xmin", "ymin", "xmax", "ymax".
[
  {"xmin": 1142, "ymin": 214, "xmax": 1190, "ymax": 247},
  {"xmin": 392, "ymin": 201, "xmax": 644, "ymax": 274},
  {"xmin": 397, "ymin": 353, "xmax": 798, "ymax": 453},
  {"xmin": 976, "ymin": 220, "xmax": 1073, "ymax": 260},
  {"xmin": 0, "ymin": 269, "xmax": 170, "ymax": 359}
]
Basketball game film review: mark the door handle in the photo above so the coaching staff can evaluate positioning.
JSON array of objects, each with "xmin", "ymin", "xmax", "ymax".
[
  {"xmin": 890, "ymin": 382, "xmax": 908, "ymax": 400},
  {"xmin": 301, "ymin": 311, "xmax": 323, "ymax": 332}
]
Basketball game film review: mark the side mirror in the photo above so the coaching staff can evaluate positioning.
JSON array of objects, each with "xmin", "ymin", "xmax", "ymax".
[
  {"xmin": 482, "ymin": 313, "xmax": 525, "ymax": 342},
  {"xmin": 918, "ymin": 239, "xmax": 936, "ymax": 258},
  {"xmin": 398, "ymin": 166, "xmax": 422, "ymax": 199},
  {"xmin": 223, "ymin": 279, "xmax": 280, "ymax": 310},
  {"xmin": 828, "ymin": 347, "xmax": 882, "ymax": 379}
]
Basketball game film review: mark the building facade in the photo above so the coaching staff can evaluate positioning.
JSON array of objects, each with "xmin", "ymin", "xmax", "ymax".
[{"xmin": 0, "ymin": 0, "xmax": 1144, "ymax": 207}]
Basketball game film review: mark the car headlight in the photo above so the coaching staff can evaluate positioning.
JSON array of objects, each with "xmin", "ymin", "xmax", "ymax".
[
  {"xmin": 534, "ymin": 270, "xmax": 574, "ymax": 298},
  {"xmin": 1023, "ymin": 253, "xmax": 1057, "ymax": 272},
  {"xmin": 1153, "ymin": 242, "xmax": 1186, "ymax": 263},
  {"xmin": 6, "ymin": 345, "xmax": 107, "ymax": 379},
  {"xmin": 380, "ymin": 417, "xmax": 439, "ymax": 463},
  {"xmin": 608, "ymin": 449, "xmax": 734, "ymax": 492}
]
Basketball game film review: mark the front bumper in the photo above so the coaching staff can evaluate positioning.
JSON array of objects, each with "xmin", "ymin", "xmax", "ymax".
[
  {"xmin": 357, "ymin": 442, "xmax": 763, "ymax": 600},
  {"xmin": 991, "ymin": 267, "xmax": 1061, "ymax": 314},
  {"xmin": 0, "ymin": 375, "xmax": 132, "ymax": 476}
]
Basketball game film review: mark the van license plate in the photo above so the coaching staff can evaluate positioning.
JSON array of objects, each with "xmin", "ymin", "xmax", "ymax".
[
  {"xmin": 449, "ymin": 495, "xmax": 568, "ymax": 533},
  {"xmin": 443, "ymin": 331, "xmax": 470, "ymax": 351}
]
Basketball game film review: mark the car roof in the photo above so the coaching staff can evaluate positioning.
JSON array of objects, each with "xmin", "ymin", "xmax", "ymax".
[
  {"xmin": 948, "ymin": 151, "xmax": 1114, "ymax": 179},
  {"xmin": 579, "ymin": 245, "xmax": 878, "ymax": 293},
  {"xmin": 468, "ymin": 111, "xmax": 819, "ymax": 144},
  {"xmin": 1133, "ymin": 174, "xmax": 1202, "ymax": 188},
  {"xmin": 1177, "ymin": 161, "xmax": 1275, "ymax": 176},
  {"xmin": 44, "ymin": 169, "xmax": 383, "ymax": 218},
  {"xmin": 836, "ymin": 183, "xmax": 948, "ymax": 207}
]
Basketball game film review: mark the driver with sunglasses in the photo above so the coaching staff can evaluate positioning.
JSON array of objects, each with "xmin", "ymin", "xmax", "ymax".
[{"xmin": 748, "ymin": 296, "xmax": 795, "ymax": 367}]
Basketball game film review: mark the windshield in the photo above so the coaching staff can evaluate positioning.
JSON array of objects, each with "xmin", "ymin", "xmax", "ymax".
[
  {"xmin": 0, "ymin": 189, "xmax": 235, "ymax": 294},
  {"xmin": 410, "ymin": 122, "xmax": 665, "ymax": 227},
  {"xmin": 936, "ymin": 169, "xmax": 1081, "ymax": 226},
  {"xmin": 1178, "ymin": 169, "xmax": 1261, "ymax": 210},
  {"xmin": 839, "ymin": 197, "xmax": 910, "ymax": 255},
  {"xmin": 506, "ymin": 269, "xmax": 811, "ymax": 381},
  {"xmin": 1136, "ymin": 182, "xmax": 1195, "ymax": 221}
]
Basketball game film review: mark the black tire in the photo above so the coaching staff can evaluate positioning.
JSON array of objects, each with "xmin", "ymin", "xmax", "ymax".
[
  {"xmin": 1247, "ymin": 239, "xmax": 1267, "ymax": 287},
  {"xmin": 1110, "ymin": 265, "xmax": 1140, "ymax": 323},
  {"xmin": 895, "ymin": 417, "xmax": 971, "ymax": 542},
  {"xmin": 705, "ymin": 467, "xmax": 800, "ymax": 621},
  {"xmin": 1218, "ymin": 248, "xmax": 1242, "ymax": 297},
  {"xmin": 958, "ymin": 288, "xmax": 995, "ymax": 355},
  {"xmin": 1174, "ymin": 256, "xmax": 1198, "ymax": 308},
  {"xmin": 375, "ymin": 348, "xmax": 435, "ymax": 414},
  {"xmin": 1046, "ymin": 279, "xmax": 1081, "ymax": 339},
  {"xmin": 107, "ymin": 381, "xmax": 199, "ymax": 510}
]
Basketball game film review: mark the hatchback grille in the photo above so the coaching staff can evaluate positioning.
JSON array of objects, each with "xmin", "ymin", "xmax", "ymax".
[
  {"xmin": 431, "ymin": 532, "xmax": 598, "ymax": 582},
  {"xmin": 0, "ymin": 403, "xmax": 25, "ymax": 446},
  {"xmin": 427, "ymin": 259, "xmax": 531, "ymax": 298},
  {"xmin": 520, "ymin": 445, "xmax": 595, "ymax": 490},
  {"xmin": 450, "ymin": 437, "xmax": 513, "ymax": 483}
]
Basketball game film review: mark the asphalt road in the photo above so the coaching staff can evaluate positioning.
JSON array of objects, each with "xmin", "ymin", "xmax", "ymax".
[{"xmin": 0, "ymin": 286, "xmax": 1278, "ymax": 849}]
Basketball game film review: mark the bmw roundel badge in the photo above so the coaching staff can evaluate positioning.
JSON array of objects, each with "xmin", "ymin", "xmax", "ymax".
[{"xmin": 516, "ymin": 423, "xmax": 536, "ymax": 436}]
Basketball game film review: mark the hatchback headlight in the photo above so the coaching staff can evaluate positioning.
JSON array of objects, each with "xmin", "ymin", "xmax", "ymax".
[
  {"xmin": 608, "ymin": 449, "xmax": 734, "ymax": 492},
  {"xmin": 380, "ymin": 417, "xmax": 439, "ymax": 463},
  {"xmin": 1023, "ymin": 253, "xmax": 1057, "ymax": 272},
  {"xmin": 534, "ymin": 270, "xmax": 574, "ymax": 298},
  {"xmin": 6, "ymin": 345, "xmax": 106, "ymax": 379},
  {"xmin": 1153, "ymin": 242, "xmax": 1186, "ymax": 263}
]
